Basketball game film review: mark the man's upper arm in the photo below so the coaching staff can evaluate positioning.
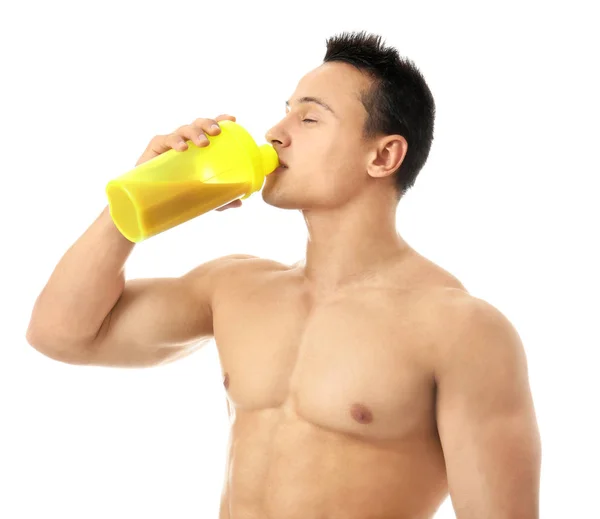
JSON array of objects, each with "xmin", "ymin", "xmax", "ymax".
[
  {"xmin": 434, "ymin": 296, "xmax": 541, "ymax": 519},
  {"xmin": 85, "ymin": 254, "xmax": 257, "ymax": 368}
]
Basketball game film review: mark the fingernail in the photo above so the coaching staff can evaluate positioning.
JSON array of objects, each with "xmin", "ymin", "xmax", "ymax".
[{"xmin": 211, "ymin": 124, "xmax": 220, "ymax": 131}]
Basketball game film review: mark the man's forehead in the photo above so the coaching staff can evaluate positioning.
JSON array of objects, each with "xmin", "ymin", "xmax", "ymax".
[
  {"xmin": 290, "ymin": 63, "xmax": 369, "ymax": 111},
  {"xmin": 298, "ymin": 62, "xmax": 367, "ymax": 93}
]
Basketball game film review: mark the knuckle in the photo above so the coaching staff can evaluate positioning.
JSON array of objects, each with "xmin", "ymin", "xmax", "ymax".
[
  {"xmin": 193, "ymin": 117, "xmax": 212, "ymax": 127},
  {"xmin": 185, "ymin": 123, "xmax": 197, "ymax": 132}
]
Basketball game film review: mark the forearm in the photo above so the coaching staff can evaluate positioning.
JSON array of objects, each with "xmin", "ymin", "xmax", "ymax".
[{"xmin": 26, "ymin": 205, "xmax": 135, "ymax": 348}]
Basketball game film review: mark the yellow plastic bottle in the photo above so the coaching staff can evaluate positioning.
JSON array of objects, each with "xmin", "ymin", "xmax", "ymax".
[{"xmin": 105, "ymin": 120, "xmax": 279, "ymax": 242}]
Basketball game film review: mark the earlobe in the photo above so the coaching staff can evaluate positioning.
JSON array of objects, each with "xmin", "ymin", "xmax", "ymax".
[{"xmin": 367, "ymin": 135, "xmax": 408, "ymax": 179}]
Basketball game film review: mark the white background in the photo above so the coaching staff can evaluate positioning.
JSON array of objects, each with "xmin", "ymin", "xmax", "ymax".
[{"xmin": 2, "ymin": 1, "xmax": 599, "ymax": 517}]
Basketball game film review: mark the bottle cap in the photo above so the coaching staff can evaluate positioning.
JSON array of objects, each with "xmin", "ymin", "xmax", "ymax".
[{"xmin": 259, "ymin": 144, "xmax": 279, "ymax": 176}]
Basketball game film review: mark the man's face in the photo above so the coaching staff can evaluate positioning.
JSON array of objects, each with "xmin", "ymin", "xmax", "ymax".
[{"xmin": 262, "ymin": 61, "xmax": 375, "ymax": 210}]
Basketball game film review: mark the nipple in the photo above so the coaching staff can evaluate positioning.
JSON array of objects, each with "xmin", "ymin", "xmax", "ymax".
[
  {"xmin": 350, "ymin": 403, "xmax": 373, "ymax": 424},
  {"xmin": 223, "ymin": 372, "xmax": 230, "ymax": 390}
]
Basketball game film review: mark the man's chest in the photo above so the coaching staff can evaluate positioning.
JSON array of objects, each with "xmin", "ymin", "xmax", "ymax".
[{"xmin": 213, "ymin": 284, "xmax": 442, "ymax": 441}]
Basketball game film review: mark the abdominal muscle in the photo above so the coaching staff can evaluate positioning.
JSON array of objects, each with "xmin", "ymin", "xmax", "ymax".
[{"xmin": 218, "ymin": 405, "xmax": 449, "ymax": 519}]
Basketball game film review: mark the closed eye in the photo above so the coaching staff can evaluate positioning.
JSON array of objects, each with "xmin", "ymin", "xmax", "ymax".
[{"xmin": 302, "ymin": 119, "xmax": 317, "ymax": 124}]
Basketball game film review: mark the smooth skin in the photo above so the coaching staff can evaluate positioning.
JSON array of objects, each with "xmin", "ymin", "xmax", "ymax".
[{"xmin": 27, "ymin": 63, "xmax": 541, "ymax": 519}]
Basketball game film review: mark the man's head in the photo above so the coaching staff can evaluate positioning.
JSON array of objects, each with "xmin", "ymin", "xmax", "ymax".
[{"xmin": 262, "ymin": 31, "xmax": 435, "ymax": 210}]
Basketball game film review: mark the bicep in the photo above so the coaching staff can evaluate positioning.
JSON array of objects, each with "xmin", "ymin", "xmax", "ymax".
[
  {"xmin": 84, "ymin": 254, "xmax": 258, "ymax": 368},
  {"xmin": 86, "ymin": 275, "xmax": 214, "ymax": 368},
  {"xmin": 436, "ymin": 387, "xmax": 541, "ymax": 518}
]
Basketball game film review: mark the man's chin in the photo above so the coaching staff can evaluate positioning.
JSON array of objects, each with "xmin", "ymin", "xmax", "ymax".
[
  {"xmin": 261, "ymin": 188, "xmax": 302, "ymax": 210},
  {"xmin": 262, "ymin": 196, "xmax": 297, "ymax": 210}
]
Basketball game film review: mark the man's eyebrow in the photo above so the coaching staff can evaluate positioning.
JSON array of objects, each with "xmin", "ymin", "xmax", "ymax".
[{"xmin": 286, "ymin": 96, "xmax": 336, "ymax": 115}]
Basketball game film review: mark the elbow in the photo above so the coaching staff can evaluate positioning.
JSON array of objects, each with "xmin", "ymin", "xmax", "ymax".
[{"xmin": 25, "ymin": 324, "xmax": 92, "ymax": 365}]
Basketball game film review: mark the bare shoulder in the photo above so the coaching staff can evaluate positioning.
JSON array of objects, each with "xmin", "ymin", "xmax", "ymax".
[
  {"xmin": 398, "ymin": 253, "xmax": 524, "ymax": 367},
  {"xmin": 212, "ymin": 254, "xmax": 292, "ymax": 279},
  {"xmin": 432, "ymin": 287, "xmax": 518, "ymax": 333},
  {"xmin": 416, "ymin": 276, "xmax": 518, "ymax": 338},
  {"xmin": 425, "ymin": 287, "xmax": 527, "ymax": 374},
  {"xmin": 185, "ymin": 253, "xmax": 288, "ymax": 281},
  {"xmin": 404, "ymin": 250, "xmax": 469, "ymax": 293},
  {"xmin": 186, "ymin": 253, "xmax": 292, "ymax": 306}
]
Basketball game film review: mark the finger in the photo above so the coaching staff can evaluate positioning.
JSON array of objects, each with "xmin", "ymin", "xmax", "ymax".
[
  {"xmin": 215, "ymin": 199, "xmax": 242, "ymax": 211},
  {"xmin": 191, "ymin": 117, "xmax": 222, "ymax": 136},
  {"xmin": 215, "ymin": 114, "xmax": 236, "ymax": 122},
  {"xmin": 146, "ymin": 134, "xmax": 180, "ymax": 155},
  {"xmin": 178, "ymin": 125, "xmax": 210, "ymax": 147},
  {"xmin": 165, "ymin": 133, "xmax": 188, "ymax": 151}
]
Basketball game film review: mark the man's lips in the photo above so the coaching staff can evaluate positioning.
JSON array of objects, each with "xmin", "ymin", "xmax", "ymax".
[{"xmin": 274, "ymin": 160, "xmax": 288, "ymax": 172}]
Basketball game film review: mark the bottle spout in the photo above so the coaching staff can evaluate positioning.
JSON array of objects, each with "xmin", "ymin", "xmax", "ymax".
[{"xmin": 259, "ymin": 144, "xmax": 279, "ymax": 176}]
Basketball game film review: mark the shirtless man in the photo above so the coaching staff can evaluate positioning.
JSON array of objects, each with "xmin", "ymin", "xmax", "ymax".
[{"xmin": 25, "ymin": 31, "xmax": 541, "ymax": 518}]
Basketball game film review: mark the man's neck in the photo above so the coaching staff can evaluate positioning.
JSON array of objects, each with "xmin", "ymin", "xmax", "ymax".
[{"xmin": 299, "ymin": 194, "xmax": 412, "ymax": 293}]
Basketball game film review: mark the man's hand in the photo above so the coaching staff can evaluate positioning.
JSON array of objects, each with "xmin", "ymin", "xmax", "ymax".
[{"xmin": 135, "ymin": 114, "xmax": 241, "ymax": 211}]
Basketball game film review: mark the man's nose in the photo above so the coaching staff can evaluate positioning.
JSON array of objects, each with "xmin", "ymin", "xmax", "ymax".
[
  {"xmin": 265, "ymin": 128, "xmax": 279, "ymax": 144},
  {"xmin": 265, "ymin": 120, "xmax": 289, "ymax": 146}
]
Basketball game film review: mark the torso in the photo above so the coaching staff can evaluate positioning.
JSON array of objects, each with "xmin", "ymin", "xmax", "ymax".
[{"xmin": 211, "ymin": 251, "xmax": 470, "ymax": 519}]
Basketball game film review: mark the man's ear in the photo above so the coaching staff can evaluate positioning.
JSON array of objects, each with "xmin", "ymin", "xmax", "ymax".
[{"xmin": 366, "ymin": 135, "xmax": 408, "ymax": 179}]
